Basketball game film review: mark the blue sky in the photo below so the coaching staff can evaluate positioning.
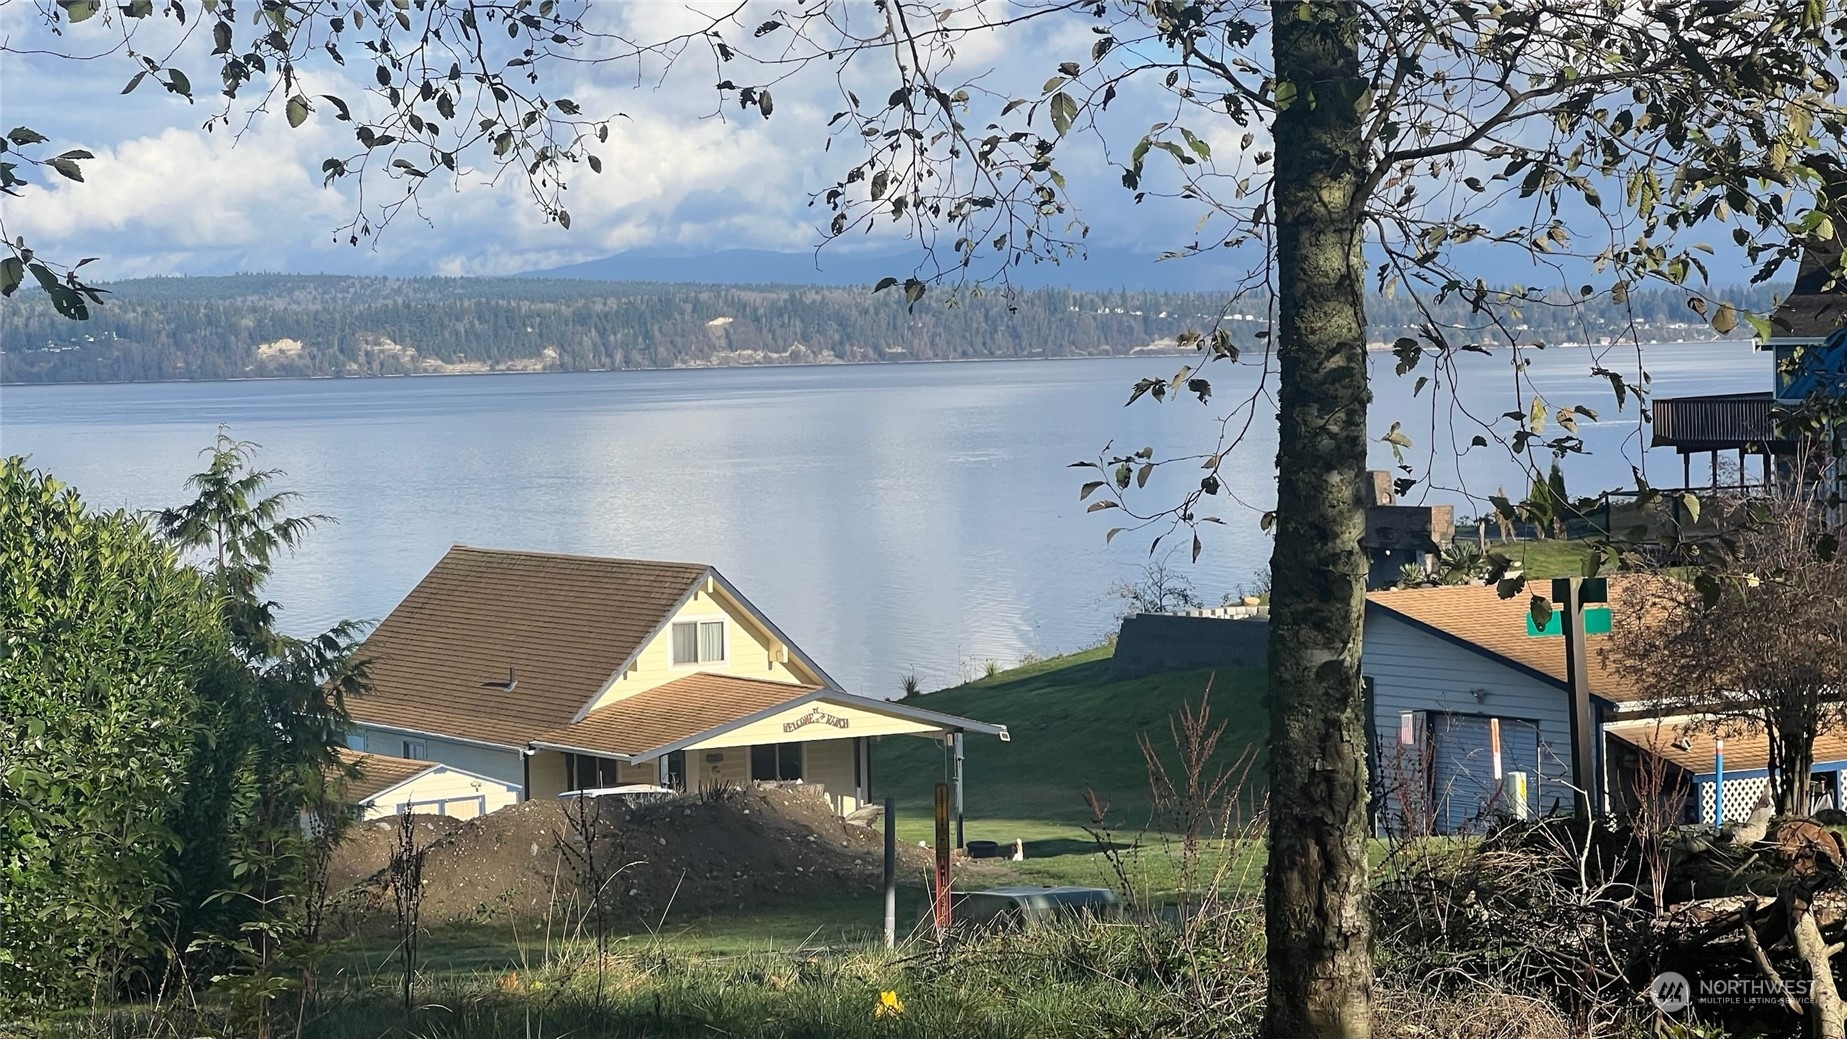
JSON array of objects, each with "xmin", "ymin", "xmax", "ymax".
[
  {"xmin": 1, "ymin": 1, "xmax": 1770, "ymax": 293},
  {"xmin": 3, "ymin": 2, "xmax": 1220, "ymax": 281}
]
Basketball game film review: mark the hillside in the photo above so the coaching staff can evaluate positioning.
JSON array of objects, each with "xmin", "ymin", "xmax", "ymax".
[
  {"xmin": 2, "ymin": 272, "xmax": 1766, "ymax": 384},
  {"xmin": 871, "ymin": 645, "xmax": 1266, "ymax": 832}
]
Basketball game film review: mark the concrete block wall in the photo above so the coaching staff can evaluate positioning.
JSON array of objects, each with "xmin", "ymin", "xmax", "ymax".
[{"xmin": 1109, "ymin": 613, "xmax": 1269, "ymax": 681}]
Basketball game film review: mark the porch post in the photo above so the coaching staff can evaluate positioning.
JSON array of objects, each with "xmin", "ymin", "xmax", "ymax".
[
  {"xmin": 952, "ymin": 730, "xmax": 965, "ymax": 849},
  {"xmin": 658, "ymin": 754, "xmax": 671, "ymax": 788}
]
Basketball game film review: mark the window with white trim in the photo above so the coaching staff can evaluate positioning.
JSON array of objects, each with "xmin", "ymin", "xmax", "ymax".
[
  {"xmin": 671, "ymin": 620, "xmax": 726, "ymax": 665},
  {"xmin": 402, "ymin": 739, "xmax": 426, "ymax": 760}
]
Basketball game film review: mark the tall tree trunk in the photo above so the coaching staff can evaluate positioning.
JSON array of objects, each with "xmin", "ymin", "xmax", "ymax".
[{"xmin": 1263, "ymin": 4, "xmax": 1373, "ymax": 1038}]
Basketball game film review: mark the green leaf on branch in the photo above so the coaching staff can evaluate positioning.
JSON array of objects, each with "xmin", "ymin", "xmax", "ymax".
[
  {"xmin": 1050, "ymin": 92, "xmax": 1078, "ymax": 137},
  {"xmin": 1527, "ymin": 595, "xmax": 1553, "ymax": 629},
  {"xmin": 286, "ymin": 96, "xmax": 310, "ymax": 128}
]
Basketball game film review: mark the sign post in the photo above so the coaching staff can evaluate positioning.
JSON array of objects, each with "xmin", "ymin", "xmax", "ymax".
[
  {"xmin": 932, "ymin": 782, "xmax": 952, "ymax": 934},
  {"xmin": 1553, "ymin": 577, "xmax": 1600, "ymax": 817}
]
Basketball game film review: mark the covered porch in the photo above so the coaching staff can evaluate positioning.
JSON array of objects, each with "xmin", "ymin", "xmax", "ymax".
[
  {"xmin": 1606, "ymin": 717, "xmax": 1847, "ymax": 825},
  {"xmin": 523, "ymin": 674, "xmax": 1009, "ymax": 821}
]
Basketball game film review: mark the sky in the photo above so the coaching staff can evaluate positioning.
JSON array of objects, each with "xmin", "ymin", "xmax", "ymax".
[
  {"xmin": 0, "ymin": 1, "xmax": 1771, "ymax": 291},
  {"xmin": 2, "ymin": 1, "xmax": 1225, "ymax": 282}
]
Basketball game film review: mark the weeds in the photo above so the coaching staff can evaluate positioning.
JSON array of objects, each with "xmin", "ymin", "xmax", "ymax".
[{"xmin": 387, "ymin": 811, "xmax": 426, "ymax": 1018}]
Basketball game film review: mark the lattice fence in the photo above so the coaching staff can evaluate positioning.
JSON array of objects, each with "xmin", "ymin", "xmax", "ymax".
[{"xmin": 1699, "ymin": 775, "xmax": 1770, "ymax": 825}]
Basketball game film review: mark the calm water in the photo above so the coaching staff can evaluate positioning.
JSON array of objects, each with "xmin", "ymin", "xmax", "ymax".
[{"xmin": 0, "ymin": 344, "xmax": 1765, "ymax": 694}]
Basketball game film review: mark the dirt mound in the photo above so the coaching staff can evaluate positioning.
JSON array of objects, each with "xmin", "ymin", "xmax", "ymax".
[
  {"xmin": 325, "ymin": 814, "xmax": 463, "ymax": 893},
  {"xmin": 329, "ymin": 787, "xmax": 933, "ymax": 933}
]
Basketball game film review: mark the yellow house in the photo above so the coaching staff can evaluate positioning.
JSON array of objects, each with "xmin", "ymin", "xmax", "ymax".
[
  {"xmin": 343, "ymin": 546, "xmax": 1008, "ymax": 817},
  {"xmin": 332, "ymin": 747, "xmax": 521, "ymax": 820}
]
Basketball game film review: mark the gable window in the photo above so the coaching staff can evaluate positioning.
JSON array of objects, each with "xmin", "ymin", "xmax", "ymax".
[
  {"xmin": 402, "ymin": 739, "xmax": 426, "ymax": 760},
  {"xmin": 671, "ymin": 620, "xmax": 726, "ymax": 665},
  {"xmin": 750, "ymin": 743, "xmax": 803, "ymax": 782}
]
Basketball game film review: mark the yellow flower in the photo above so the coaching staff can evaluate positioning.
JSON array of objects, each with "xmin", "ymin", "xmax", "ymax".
[{"xmin": 874, "ymin": 990, "xmax": 905, "ymax": 1018}]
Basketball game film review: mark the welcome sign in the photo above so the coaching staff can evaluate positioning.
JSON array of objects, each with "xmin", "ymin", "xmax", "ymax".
[{"xmin": 781, "ymin": 707, "xmax": 850, "ymax": 734}]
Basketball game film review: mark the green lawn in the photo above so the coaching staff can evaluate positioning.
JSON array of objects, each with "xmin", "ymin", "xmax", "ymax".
[
  {"xmin": 873, "ymin": 646, "xmax": 1266, "ymax": 834},
  {"xmin": 1497, "ymin": 538, "xmax": 1599, "ymax": 578}
]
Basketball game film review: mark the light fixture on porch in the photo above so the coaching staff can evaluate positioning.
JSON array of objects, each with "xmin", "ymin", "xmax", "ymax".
[{"xmin": 1469, "ymin": 687, "xmax": 1489, "ymax": 704}]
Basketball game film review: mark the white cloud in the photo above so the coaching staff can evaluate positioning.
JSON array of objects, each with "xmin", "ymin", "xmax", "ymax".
[{"xmin": 0, "ymin": 1, "xmax": 1253, "ymax": 278}]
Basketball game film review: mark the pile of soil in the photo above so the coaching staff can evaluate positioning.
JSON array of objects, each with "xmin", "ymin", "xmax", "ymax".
[
  {"xmin": 325, "ymin": 814, "xmax": 462, "ymax": 893},
  {"xmin": 328, "ymin": 787, "xmax": 936, "ymax": 933}
]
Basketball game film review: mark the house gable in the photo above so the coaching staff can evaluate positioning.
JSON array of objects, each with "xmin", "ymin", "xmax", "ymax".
[{"xmin": 579, "ymin": 572, "xmax": 830, "ymax": 715}]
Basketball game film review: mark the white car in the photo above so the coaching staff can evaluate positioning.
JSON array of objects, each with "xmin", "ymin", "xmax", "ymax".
[{"xmin": 555, "ymin": 785, "xmax": 677, "ymax": 807}]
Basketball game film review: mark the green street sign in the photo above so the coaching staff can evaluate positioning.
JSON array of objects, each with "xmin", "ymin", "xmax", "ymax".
[{"xmin": 1526, "ymin": 605, "xmax": 1612, "ymax": 637}]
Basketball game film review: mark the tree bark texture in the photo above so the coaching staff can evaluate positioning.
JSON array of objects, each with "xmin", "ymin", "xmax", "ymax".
[
  {"xmin": 1793, "ymin": 907, "xmax": 1845, "ymax": 1039},
  {"xmin": 1263, "ymin": 4, "xmax": 1373, "ymax": 1039}
]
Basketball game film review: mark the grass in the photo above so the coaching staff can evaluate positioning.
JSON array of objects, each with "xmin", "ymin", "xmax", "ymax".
[
  {"xmin": 873, "ymin": 645, "xmax": 1267, "ymax": 832},
  {"xmin": 1496, "ymin": 537, "xmax": 1600, "ymax": 578}
]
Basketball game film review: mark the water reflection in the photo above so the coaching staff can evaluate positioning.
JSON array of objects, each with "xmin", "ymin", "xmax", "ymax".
[{"xmin": 1, "ymin": 345, "xmax": 1763, "ymax": 694}]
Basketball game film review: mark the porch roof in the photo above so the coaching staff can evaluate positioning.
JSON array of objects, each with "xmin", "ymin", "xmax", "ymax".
[
  {"xmin": 526, "ymin": 672, "xmax": 1009, "ymax": 763},
  {"xmin": 1606, "ymin": 717, "xmax": 1847, "ymax": 775}
]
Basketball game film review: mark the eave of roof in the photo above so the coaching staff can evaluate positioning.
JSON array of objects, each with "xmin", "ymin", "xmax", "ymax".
[
  {"xmin": 334, "ymin": 747, "xmax": 441, "ymax": 803},
  {"xmin": 1606, "ymin": 717, "xmax": 1847, "ymax": 775},
  {"xmin": 527, "ymin": 677, "xmax": 1010, "ymax": 763}
]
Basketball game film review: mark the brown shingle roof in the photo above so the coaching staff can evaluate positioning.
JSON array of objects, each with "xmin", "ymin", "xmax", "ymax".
[
  {"xmin": 1365, "ymin": 577, "xmax": 1654, "ymax": 704},
  {"xmin": 334, "ymin": 747, "xmax": 438, "ymax": 802},
  {"xmin": 347, "ymin": 546, "xmax": 711, "ymax": 747},
  {"xmin": 529, "ymin": 673, "xmax": 819, "ymax": 758},
  {"xmin": 1607, "ymin": 718, "xmax": 1847, "ymax": 774}
]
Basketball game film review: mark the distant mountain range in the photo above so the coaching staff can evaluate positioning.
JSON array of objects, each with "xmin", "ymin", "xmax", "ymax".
[{"xmin": 520, "ymin": 245, "xmax": 1265, "ymax": 292}]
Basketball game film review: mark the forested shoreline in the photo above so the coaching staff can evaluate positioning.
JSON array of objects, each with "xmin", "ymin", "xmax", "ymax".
[{"xmin": 2, "ymin": 274, "xmax": 1770, "ymax": 385}]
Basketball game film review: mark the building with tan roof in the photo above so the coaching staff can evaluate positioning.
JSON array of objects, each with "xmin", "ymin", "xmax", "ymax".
[
  {"xmin": 1364, "ymin": 577, "xmax": 1847, "ymax": 833},
  {"xmin": 330, "ymin": 747, "xmax": 520, "ymax": 820},
  {"xmin": 343, "ymin": 546, "xmax": 1007, "ymax": 820}
]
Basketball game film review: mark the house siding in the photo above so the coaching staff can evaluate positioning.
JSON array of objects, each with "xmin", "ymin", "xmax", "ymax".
[
  {"xmin": 588, "ymin": 586, "xmax": 819, "ymax": 710},
  {"xmin": 351, "ymin": 724, "xmax": 525, "ymax": 791},
  {"xmin": 1362, "ymin": 609, "xmax": 1576, "ymax": 833},
  {"xmin": 362, "ymin": 766, "xmax": 521, "ymax": 820},
  {"xmin": 803, "ymin": 738, "xmax": 864, "ymax": 815}
]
